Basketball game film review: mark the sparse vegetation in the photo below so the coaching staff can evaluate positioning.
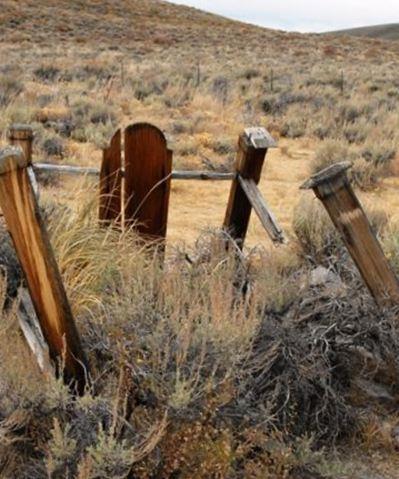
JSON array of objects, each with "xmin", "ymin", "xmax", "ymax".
[{"xmin": 1, "ymin": 0, "xmax": 399, "ymax": 477}]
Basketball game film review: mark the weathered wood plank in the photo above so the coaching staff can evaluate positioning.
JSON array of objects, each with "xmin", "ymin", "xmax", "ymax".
[
  {"xmin": 124, "ymin": 123, "xmax": 172, "ymax": 239},
  {"xmin": 7, "ymin": 125, "xmax": 47, "ymax": 370},
  {"xmin": 18, "ymin": 287, "xmax": 53, "ymax": 375},
  {"xmin": 8, "ymin": 124, "xmax": 39, "ymax": 198},
  {"xmin": 301, "ymin": 161, "xmax": 399, "ymax": 307},
  {"xmin": 172, "ymin": 170, "xmax": 235, "ymax": 180},
  {"xmin": 34, "ymin": 163, "xmax": 100, "ymax": 176},
  {"xmin": 238, "ymin": 175, "xmax": 285, "ymax": 244},
  {"xmin": 158, "ymin": 149, "xmax": 173, "ymax": 239},
  {"xmin": 99, "ymin": 129, "xmax": 122, "ymax": 223},
  {"xmin": 223, "ymin": 127, "xmax": 276, "ymax": 249},
  {"xmin": 7, "ymin": 124, "xmax": 33, "ymax": 163},
  {"xmin": 33, "ymin": 164, "xmax": 235, "ymax": 181},
  {"xmin": 0, "ymin": 147, "xmax": 89, "ymax": 393}
]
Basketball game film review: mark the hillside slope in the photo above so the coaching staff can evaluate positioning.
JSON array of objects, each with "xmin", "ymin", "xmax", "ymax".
[
  {"xmin": 0, "ymin": 0, "xmax": 278, "ymax": 54},
  {"xmin": 329, "ymin": 23, "xmax": 399, "ymax": 40},
  {"xmin": 1, "ymin": 0, "xmax": 399, "ymax": 61}
]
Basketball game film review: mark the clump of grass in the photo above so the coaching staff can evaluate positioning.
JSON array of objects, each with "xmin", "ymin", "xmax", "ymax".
[
  {"xmin": 68, "ymin": 99, "xmax": 117, "ymax": 146},
  {"xmin": 293, "ymin": 195, "xmax": 387, "ymax": 264},
  {"xmin": 72, "ymin": 99, "xmax": 116, "ymax": 127},
  {"xmin": 34, "ymin": 65, "xmax": 60, "ymax": 83},
  {"xmin": 382, "ymin": 221, "xmax": 399, "ymax": 275},
  {"xmin": 41, "ymin": 135, "xmax": 65, "ymax": 157},
  {"xmin": 0, "ymin": 74, "xmax": 23, "ymax": 106},
  {"xmin": 310, "ymin": 138, "xmax": 393, "ymax": 190},
  {"xmin": 361, "ymin": 141, "xmax": 396, "ymax": 170},
  {"xmin": 310, "ymin": 139, "xmax": 356, "ymax": 175},
  {"xmin": 293, "ymin": 196, "xmax": 342, "ymax": 262}
]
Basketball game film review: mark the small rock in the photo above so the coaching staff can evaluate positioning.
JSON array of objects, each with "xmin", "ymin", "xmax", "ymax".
[{"xmin": 310, "ymin": 266, "xmax": 339, "ymax": 286}]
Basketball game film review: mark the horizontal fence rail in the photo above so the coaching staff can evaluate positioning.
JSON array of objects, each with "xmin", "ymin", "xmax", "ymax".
[
  {"xmin": 34, "ymin": 163, "xmax": 100, "ymax": 176},
  {"xmin": 32, "ymin": 163, "xmax": 236, "ymax": 181},
  {"xmin": 33, "ymin": 163, "xmax": 236, "ymax": 181}
]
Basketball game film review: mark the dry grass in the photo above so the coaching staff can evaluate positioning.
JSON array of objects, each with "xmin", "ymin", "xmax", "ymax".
[
  {"xmin": 0, "ymin": 182, "xmax": 398, "ymax": 477},
  {"xmin": 1, "ymin": 1, "xmax": 399, "ymax": 477}
]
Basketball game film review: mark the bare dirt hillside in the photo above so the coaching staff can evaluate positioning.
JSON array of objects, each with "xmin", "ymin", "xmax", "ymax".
[
  {"xmin": 1, "ymin": 0, "xmax": 398, "ymax": 58},
  {"xmin": 329, "ymin": 23, "xmax": 399, "ymax": 41}
]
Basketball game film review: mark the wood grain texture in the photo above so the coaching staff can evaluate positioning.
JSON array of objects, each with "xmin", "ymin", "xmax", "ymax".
[
  {"xmin": 8, "ymin": 124, "xmax": 33, "ymax": 164},
  {"xmin": 34, "ymin": 163, "xmax": 235, "ymax": 181},
  {"xmin": 238, "ymin": 176, "xmax": 284, "ymax": 244},
  {"xmin": 124, "ymin": 123, "xmax": 172, "ymax": 239},
  {"xmin": 99, "ymin": 129, "xmax": 122, "ymax": 223},
  {"xmin": 34, "ymin": 163, "xmax": 100, "ymax": 176},
  {"xmin": 18, "ymin": 287, "xmax": 52, "ymax": 375},
  {"xmin": 0, "ymin": 152, "xmax": 89, "ymax": 393},
  {"xmin": 223, "ymin": 130, "xmax": 271, "ymax": 249},
  {"xmin": 303, "ymin": 164, "xmax": 399, "ymax": 307},
  {"xmin": 8, "ymin": 125, "xmax": 40, "ymax": 198}
]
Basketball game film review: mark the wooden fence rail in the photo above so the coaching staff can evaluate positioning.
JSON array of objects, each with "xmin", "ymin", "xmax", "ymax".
[
  {"xmin": 238, "ymin": 175, "xmax": 284, "ymax": 244},
  {"xmin": 34, "ymin": 163, "xmax": 236, "ymax": 181}
]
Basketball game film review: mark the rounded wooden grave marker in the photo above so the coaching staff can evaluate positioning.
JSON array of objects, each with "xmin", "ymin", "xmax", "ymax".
[{"xmin": 124, "ymin": 123, "xmax": 172, "ymax": 239}]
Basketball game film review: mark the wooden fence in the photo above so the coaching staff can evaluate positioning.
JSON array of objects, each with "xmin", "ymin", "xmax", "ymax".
[
  {"xmin": 1, "ymin": 121, "xmax": 399, "ymax": 392},
  {"xmin": 0, "ymin": 122, "xmax": 284, "ymax": 391},
  {"xmin": 33, "ymin": 122, "xmax": 285, "ymax": 247}
]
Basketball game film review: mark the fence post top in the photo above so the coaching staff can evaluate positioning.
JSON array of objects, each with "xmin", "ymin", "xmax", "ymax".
[
  {"xmin": 8, "ymin": 124, "xmax": 34, "ymax": 140},
  {"xmin": 0, "ymin": 146, "xmax": 27, "ymax": 175},
  {"xmin": 300, "ymin": 161, "xmax": 352, "ymax": 190},
  {"xmin": 244, "ymin": 127, "xmax": 277, "ymax": 149}
]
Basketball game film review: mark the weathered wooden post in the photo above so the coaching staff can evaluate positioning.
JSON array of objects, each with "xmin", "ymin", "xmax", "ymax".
[
  {"xmin": 223, "ymin": 127, "xmax": 277, "ymax": 249},
  {"xmin": 301, "ymin": 161, "xmax": 399, "ymax": 307},
  {"xmin": 99, "ymin": 129, "xmax": 122, "ymax": 224},
  {"xmin": 8, "ymin": 124, "xmax": 33, "ymax": 161},
  {"xmin": 7, "ymin": 124, "xmax": 39, "ymax": 196},
  {"xmin": 0, "ymin": 147, "xmax": 89, "ymax": 393}
]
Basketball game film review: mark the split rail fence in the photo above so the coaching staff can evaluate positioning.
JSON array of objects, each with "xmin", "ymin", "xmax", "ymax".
[{"xmin": 0, "ymin": 121, "xmax": 398, "ymax": 393}]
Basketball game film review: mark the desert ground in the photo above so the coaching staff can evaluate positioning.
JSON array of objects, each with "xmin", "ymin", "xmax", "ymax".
[{"xmin": 1, "ymin": 1, "xmax": 399, "ymax": 477}]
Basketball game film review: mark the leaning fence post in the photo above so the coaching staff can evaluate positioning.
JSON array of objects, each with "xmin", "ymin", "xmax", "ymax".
[
  {"xmin": 301, "ymin": 161, "xmax": 399, "ymax": 307},
  {"xmin": 8, "ymin": 124, "xmax": 33, "ymax": 159},
  {"xmin": 0, "ymin": 147, "xmax": 89, "ymax": 393},
  {"xmin": 223, "ymin": 127, "xmax": 276, "ymax": 249},
  {"xmin": 7, "ymin": 124, "xmax": 39, "ymax": 197}
]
